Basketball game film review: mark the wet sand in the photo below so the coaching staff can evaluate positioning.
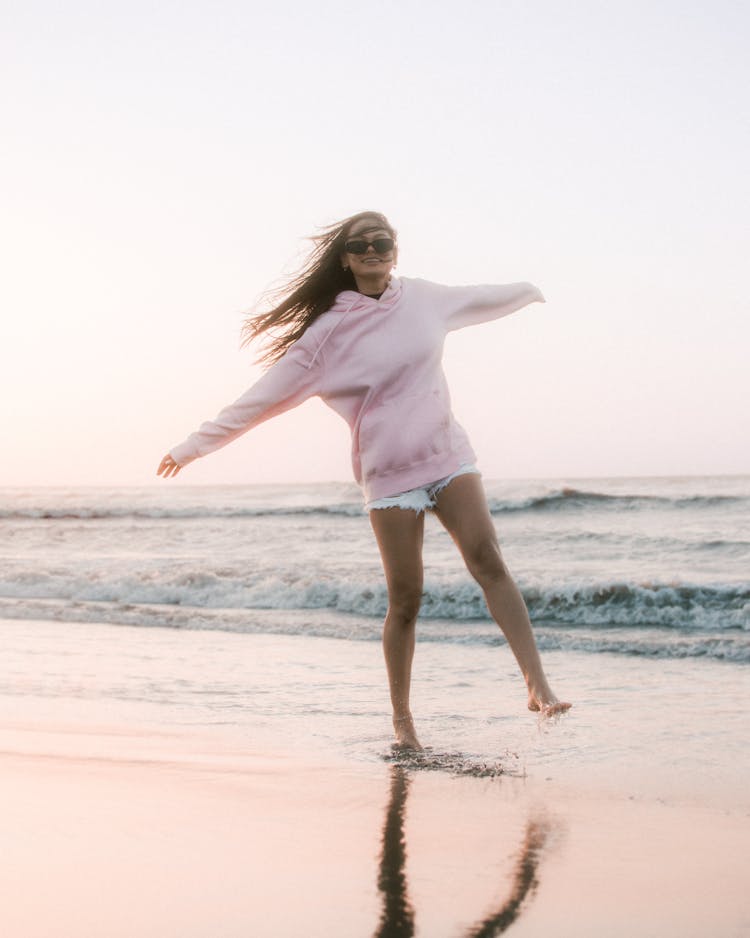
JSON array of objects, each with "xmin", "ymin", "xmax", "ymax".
[
  {"xmin": 3, "ymin": 616, "xmax": 750, "ymax": 936},
  {"xmin": 2, "ymin": 714, "xmax": 748, "ymax": 938}
]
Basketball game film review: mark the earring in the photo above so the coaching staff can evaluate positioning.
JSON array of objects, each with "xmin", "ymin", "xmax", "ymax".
[{"xmin": 342, "ymin": 265, "xmax": 349, "ymax": 271}]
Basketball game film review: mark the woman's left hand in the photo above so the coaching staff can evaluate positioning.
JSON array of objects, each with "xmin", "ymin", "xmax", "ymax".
[{"xmin": 157, "ymin": 453, "xmax": 182, "ymax": 478}]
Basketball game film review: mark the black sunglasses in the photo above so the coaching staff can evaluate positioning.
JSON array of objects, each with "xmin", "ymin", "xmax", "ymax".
[{"xmin": 344, "ymin": 237, "xmax": 395, "ymax": 255}]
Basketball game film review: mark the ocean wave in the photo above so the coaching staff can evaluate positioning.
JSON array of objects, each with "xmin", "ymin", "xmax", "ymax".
[
  {"xmin": 2, "ymin": 487, "xmax": 747, "ymax": 521},
  {"xmin": 524, "ymin": 581, "xmax": 750, "ymax": 630},
  {"xmin": 486, "ymin": 487, "xmax": 749, "ymax": 514},
  {"xmin": 0, "ymin": 598, "xmax": 747, "ymax": 663},
  {"xmin": 0, "ymin": 503, "xmax": 366, "ymax": 520},
  {"xmin": 2, "ymin": 568, "xmax": 747, "ymax": 633}
]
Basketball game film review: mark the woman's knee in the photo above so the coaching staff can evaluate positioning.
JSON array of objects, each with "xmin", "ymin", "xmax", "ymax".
[
  {"xmin": 465, "ymin": 539, "xmax": 508, "ymax": 587},
  {"xmin": 387, "ymin": 584, "xmax": 423, "ymax": 624}
]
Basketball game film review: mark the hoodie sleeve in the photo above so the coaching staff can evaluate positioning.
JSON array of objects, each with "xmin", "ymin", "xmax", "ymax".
[
  {"xmin": 434, "ymin": 281, "xmax": 545, "ymax": 332},
  {"xmin": 169, "ymin": 344, "xmax": 321, "ymax": 467}
]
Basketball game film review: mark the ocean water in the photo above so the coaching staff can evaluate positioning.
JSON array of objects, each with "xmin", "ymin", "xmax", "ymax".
[
  {"xmin": 2, "ymin": 475, "xmax": 748, "ymax": 661},
  {"xmin": 3, "ymin": 475, "xmax": 749, "ymax": 808}
]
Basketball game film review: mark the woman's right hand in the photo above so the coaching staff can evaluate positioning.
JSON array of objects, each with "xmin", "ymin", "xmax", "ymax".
[{"xmin": 157, "ymin": 453, "xmax": 182, "ymax": 478}]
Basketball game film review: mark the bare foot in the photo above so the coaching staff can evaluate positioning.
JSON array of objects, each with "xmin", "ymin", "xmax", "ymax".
[
  {"xmin": 528, "ymin": 691, "xmax": 572, "ymax": 717},
  {"xmin": 392, "ymin": 714, "xmax": 423, "ymax": 751}
]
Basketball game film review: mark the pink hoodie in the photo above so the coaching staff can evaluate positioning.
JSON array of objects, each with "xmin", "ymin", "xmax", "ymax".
[{"xmin": 170, "ymin": 276, "xmax": 544, "ymax": 500}]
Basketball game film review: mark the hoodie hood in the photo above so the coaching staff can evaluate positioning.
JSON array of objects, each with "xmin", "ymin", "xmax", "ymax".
[
  {"xmin": 305, "ymin": 276, "xmax": 404, "ymax": 369},
  {"xmin": 328, "ymin": 275, "xmax": 403, "ymax": 314}
]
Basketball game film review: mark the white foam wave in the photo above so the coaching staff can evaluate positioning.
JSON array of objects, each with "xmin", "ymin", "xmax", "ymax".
[
  {"xmin": 1, "ymin": 566, "xmax": 747, "ymax": 632},
  {"xmin": 0, "ymin": 598, "xmax": 747, "ymax": 663}
]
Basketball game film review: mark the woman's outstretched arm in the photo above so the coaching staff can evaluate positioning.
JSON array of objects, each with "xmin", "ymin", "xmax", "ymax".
[
  {"xmin": 436, "ymin": 280, "xmax": 545, "ymax": 331},
  {"xmin": 157, "ymin": 342, "xmax": 321, "ymax": 477}
]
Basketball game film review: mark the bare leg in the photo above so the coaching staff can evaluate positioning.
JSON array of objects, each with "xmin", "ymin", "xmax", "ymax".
[
  {"xmin": 369, "ymin": 507, "xmax": 426, "ymax": 750},
  {"xmin": 434, "ymin": 474, "xmax": 571, "ymax": 716}
]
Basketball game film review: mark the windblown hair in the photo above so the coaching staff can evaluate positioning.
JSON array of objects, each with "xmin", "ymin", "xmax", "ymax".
[{"xmin": 241, "ymin": 211, "xmax": 397, "ymax": 366}]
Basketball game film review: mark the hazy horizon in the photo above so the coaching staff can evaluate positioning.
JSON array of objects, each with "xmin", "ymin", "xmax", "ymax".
[{"xmin": 4, "ymin": 472, "xmax": 749, "ymax": 492}]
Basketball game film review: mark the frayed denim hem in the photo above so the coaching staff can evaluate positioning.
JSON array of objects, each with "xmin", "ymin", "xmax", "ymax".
[{"xmin": 365, "ymin": 464, "xmax": 480, "ymax": 513}]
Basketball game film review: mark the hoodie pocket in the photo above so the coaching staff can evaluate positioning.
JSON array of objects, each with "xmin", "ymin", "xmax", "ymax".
[{"xmin": 358, "ymin": 390, "xmax": 450, "ymax": 480}]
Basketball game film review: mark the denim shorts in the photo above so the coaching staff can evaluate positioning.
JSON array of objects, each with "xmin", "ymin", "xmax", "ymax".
[{"xmin": 365, "ymin": 464, "xmax": 480, "ymax": 513}]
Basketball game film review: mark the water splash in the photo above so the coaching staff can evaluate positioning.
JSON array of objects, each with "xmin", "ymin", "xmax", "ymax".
[{"xmin": 381, "ymin": 747, "xmax": 523, "ymax": 779}]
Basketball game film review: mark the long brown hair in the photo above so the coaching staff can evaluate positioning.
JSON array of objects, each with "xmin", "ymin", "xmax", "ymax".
[{"xmin": 241, "ymin": 211, "xmax": 397, "ymax": 366}]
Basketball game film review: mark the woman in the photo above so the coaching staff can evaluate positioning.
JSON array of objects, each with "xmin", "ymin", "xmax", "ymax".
[{"xmin": 158, "ymin": 211, "xmax": 570, "ymax": 750}]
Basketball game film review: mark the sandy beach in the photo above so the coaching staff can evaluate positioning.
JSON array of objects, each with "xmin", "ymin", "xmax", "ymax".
[
  {"xmin": 3, "ymin": 723, "xmax": 748, "ymax": 938},
  {"xmin": 2, "ymin": 617, "xmax": 749, "ymax": 938}
]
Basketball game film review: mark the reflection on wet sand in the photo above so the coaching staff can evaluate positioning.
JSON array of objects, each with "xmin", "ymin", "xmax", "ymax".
[
  {"xmin": 374, "ymin": 765, "xmax": 551, "ymax": 938},
  {"xmin": 464, "ymin": 817, "xmax": 549, "ymax": 937},
  {"xmin": 374, "ymin": 767, "xmax": 415, "ymax": 938}
]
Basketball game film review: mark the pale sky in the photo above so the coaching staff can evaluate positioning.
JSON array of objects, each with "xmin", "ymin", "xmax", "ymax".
[{"xmin": 2, "ymin": 0, "xmax": 748, "ymax": 486}]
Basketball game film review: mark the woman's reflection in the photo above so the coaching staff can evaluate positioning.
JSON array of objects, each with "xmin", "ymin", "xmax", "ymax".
[
  {"xmin": 373, "ymin": 766, "xmax": 416, "ymax": 937},
  {"xmin": 373, "ymin": 765, "xmax": 551, "ymax": 938},
  {"xmin": 464, "ymin": 817, "xmax": 549, "ymax": 937}
]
